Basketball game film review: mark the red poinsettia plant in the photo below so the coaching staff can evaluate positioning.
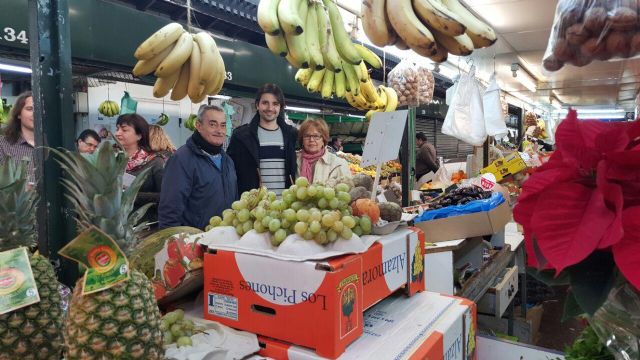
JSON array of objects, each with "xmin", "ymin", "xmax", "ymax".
[{"xmin": 514, "ymin": 109, "xmax": 640, "ymax": 316}]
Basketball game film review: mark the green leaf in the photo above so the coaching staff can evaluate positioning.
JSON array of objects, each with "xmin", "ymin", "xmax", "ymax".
[
  {"xmin": 566, "ymin": 251, "xmax": 616, "ymax": 316},
  {"xmin": 527, "ymin": 267, "xmax": 571, "ymax": 286},
  {"xmin": 562, "ymin": 290, "xmax": 585, "ymax": 322}
]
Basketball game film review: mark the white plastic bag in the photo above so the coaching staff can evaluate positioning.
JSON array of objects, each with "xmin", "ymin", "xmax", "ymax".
[
  {"xmin": 483, "ymin": 74, "xmax": 509, "ymax": 139},
  {"xmin": 445, "ymin": 75, "xmax": 459, "ymax": 106},
  {"xmin": 442, "ymin": 66, "xmax": 487, "ymax": 146}
]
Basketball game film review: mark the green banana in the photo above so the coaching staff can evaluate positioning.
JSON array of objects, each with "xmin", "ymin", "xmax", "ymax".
[
  {"xmin": 305, "ymin": 3, "xmax": 324, "ymax": 70},
  {"xmin": 316, "ymin": 2, "xmax": 342, "ymax": 73},
  {"xmin": 342, "ymin": 61, "xmax": 360, "ymax": 95},
  {"xmin": 355, "ymin": 44, "xmax": 382, "ymax": 69},
  {"xmin": 334, "ymin": 70, "xmax": 346, "ymax": 98},
  {"xmin": 321, "ymin": 70, "xmax": 334, "ymax": 99},
  {"xmin": 322, "ymin": 0, "xmax": 363, "ymax": 65},
  {"xmin": 157, "ymin": 113, "xmax": 169, "ymax": 126}
]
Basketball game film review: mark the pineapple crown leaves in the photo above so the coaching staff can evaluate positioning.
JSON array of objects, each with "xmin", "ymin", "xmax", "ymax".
[
  {"xmin": 0, "ymin": 158, "xmax": 38, "ymax": 250},
  {"xmin": 51, "ymin": 143, "xmax": 152, "ymax": 256}
]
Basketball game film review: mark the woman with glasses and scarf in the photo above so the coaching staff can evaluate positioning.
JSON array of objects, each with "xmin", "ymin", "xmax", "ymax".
[
  {"xmin": 115, "ymin": 113, "xmax": 165, "ymax": 226},
  {"xmin": 297, "ymin": 118, "xmax": 351, "ymax": 184}
]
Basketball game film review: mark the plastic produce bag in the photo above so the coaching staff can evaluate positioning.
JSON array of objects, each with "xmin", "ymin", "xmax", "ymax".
[
  {"xmin": 442, "ymin": 66, "xmax": 487, "ymax": 146},
  {"xmin": 415, "ymin": 192, "xmax": 505, "ymax": 222},
  {"xmin": 120, "ymin": 91, "xmax": 138, "ymax": 115},
  {"xmin": 543, "ymin": 0, "xmax": 640, "ymax": 71},
  {"xmin": 387, "ymin": 59, "xmax": 434, "ymax": 107},
  {"xmin": 483, "ymin": 74, "xmax": 509, "ymax": 138},
  {"xmin": 446, "ymin": 75, "xmax": 460, "ymax": 106}
]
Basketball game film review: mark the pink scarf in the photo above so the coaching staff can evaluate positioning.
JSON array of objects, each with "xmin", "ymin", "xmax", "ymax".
[
  {"xmin": 300, "ymin": 148, "xmax": 325, "ymax": 182},
  {"xmin": 126, "ymin": 148, "xmax": 155, "ymax": 172}
]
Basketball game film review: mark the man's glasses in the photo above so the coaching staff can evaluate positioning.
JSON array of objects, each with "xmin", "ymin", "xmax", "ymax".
[{"xmin": 80, "ymin": 139, "xmax": 99, "ymax": 148}]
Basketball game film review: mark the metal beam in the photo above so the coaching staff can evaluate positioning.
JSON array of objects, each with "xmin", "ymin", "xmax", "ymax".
[
  {"xmin": 28, "ymin": 0, "xmax": 77, "ymax": 286},
  {"xmin": 136, "ymin": 0, "xmax": 157, "ymax": 11}
]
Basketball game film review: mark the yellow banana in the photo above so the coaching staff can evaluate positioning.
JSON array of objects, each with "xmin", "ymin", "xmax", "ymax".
[
  {"xmin": 307, "ymin": 69, "xmax": 326, "ymax": 93},
  {"xmin": 361, "ymin": 0, "xmax": 397, "ymax": 47},
  {"xmin": 265, "ymin": 33, "xmax": 288, "ymax": 57},
  {"xmin": 429, "ymin": 42, "xmax": 449, "ymax": 63},
  {"xmin": 305, "ymin": 3, "xmax": 324, "ymax": 70},
  {"xmin": 441, "ymin": 0, "xmax": 497, "ymax": 48},
  {"xmin": 132, "ymin": 44, "xmax": 175, "ymax": 77},
  {"xmin": 153, "ymin": 70, "xmax": 181, "ymax": 98},
  {"xmin": 334, "ymin": 70, "xmax": 346, "ymax": 98},
  {"xmin": 355, "ymin": 61, "xmax": 369, "ymax": 83},
  {"xmin": 155, "ymin": 32, "xmax": 193, "ymax": 77},
  {"xmin": 322, "ymin": 0, "xmax": 362, "ymax": 65},
  {"xmin": 412, "ymin": 0, "xmax": 466, "ymax": 37},
  {"xmin": 365, "ymin": 109, "xmax": 381, "ymax": 121},
  {"xmin": 432, "ymin": 29, "xmax": 473, "ymax": 56},
  {"xmin": 315, "ymin": 3, "xmax": 342, "ymax": 72},
  {"xmin": 192, "ymin": 32, "xmax": 218, "ymax": 84},
  {"xmin": 360, "ymin": 79, "xmax": 378, "ymax": 103},
  {"xmin": 387, "ymin": 0, "xmax": 437, "ymax": 58},
  {"xmin": 345, "ymin": 91, "xmax": 366, "ymax": 111},
  {"xmin": 295, "ymin": 68, "xmax": 313, "ymax": 86},
  {"xmin": 170, "ymin": 61, "xmax": 191, "ymax": 101},
  {"xmin": 375, "ymin": 85, "xmax": 388, "ymax": 110},
  {"xmin": 382, "ymin": 86, "xmax": 398, "ymax": 112},
  {"xmin": 355, "ymin": 44, "xmax": 382, "ymax": 69},
  {"xmin": 321, "ymin": 70, "xmax": 334, "ymax": 99},
  {"xmin": 278, "ymin": 0, "xmax": 304, "ymax": 35},
  {"xmin": 394, "ymin": 37, "xmax": 410, "ymax": 50},
  {"xmin": 354, "ymin": 91, "xmax": 376, "ymax": 110},
  {"xmin": 257, "ymin": 0, "xmax": 281, "ymax": 35},
  {"xmin": 187, "ymin": 41, "xmax": 204, "ymax": 100},
  {"xmin": 342, "ymin": 61, "xmax": 360, "ymax": 95},
  {"xmin": 134, "ymin": 22, "xmax": 184, "ymax": 60}
]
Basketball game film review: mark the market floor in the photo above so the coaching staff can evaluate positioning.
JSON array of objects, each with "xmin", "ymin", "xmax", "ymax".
[{"xmin": 535, "ymin": 288, "xmax": 586, "ymax": 351}]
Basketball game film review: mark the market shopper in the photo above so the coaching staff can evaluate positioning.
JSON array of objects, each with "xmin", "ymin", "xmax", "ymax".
[
  {"xmin": 0, "ymin": 91, "xmax": 36, "ymax": 183},
  {"xmin": 115, "ymin": 114, "xmax": 164, "ymax": 224},
  {"xmin": 227, "ymin": 83, "xmax": 298, "ymax": 196},
  {"xmin": 158, "ymin": 105, "xmax": 238, "ymax": 230},
  {"xmin": 415, "ymin": 132, "xmax": 439, "ymax": 181},
  {"xmin": 149, "ymin": 124, "xmax": 176, "ymax": 161},
  {"xmin": 297, "ymin": 119, "xmax": 351, "ymax": 184},
  {"xmin": 76, "ymin": 129, "xmax": 101, "ymax": 154},
  {"xmin": 328, "ymin": 136, "xmax": 343, "ymax": 153}
]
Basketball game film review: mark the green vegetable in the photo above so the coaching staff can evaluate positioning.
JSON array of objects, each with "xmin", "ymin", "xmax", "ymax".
[{"xmin": 561, "ymin": 325, "xmax": 614, "ymax": 360}]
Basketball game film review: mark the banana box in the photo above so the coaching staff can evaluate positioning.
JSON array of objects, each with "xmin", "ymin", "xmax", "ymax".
[
  {"xmin": 258, "ymin": 291, "xmax": 477, "ymax": 360},
  {"xmin": 480, "ymin": 152, "xmax": 527, "ymax": 182},
  {"xmin": 203, "ymin": 228, "xmax": 425, "ymax": 358}
]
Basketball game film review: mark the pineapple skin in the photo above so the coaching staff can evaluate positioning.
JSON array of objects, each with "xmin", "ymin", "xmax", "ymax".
[
  {"xmin": 64, "ymin": 269, "xmax": 164, "ymax": 360},
  {"xmin": 0, "ymin": 254, "xmax": 64, "ymax": 360}
]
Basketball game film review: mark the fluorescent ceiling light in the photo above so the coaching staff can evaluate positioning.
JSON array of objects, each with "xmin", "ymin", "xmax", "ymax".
[
  {"xmin": 0, "ymin": 63, "xmax": 32, "ymax": 74},
  {"xmin": 285, "ymin": 106, "xmax": 321, "ymax": 113},
  {"xmin": 555, "ymin": 108, "xmax": 625, "ymax": 114},
  {"xmin": 210, "ymin": 95, "xmax": 231, "ymax": 100},
  {"xmin": 511, "ymin": 63, "xmax": 537, "ymax": 93}
]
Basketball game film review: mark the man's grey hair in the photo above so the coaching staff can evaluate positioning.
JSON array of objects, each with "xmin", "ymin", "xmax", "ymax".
[{"xmin": 197, "ymin": 104, "xmax": 224, "ymax": 122}]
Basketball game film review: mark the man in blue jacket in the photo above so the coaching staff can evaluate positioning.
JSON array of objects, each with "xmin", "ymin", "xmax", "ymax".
[{"xmin": 158, "ymin": 105, "xmax": 238, "ymax": 229}]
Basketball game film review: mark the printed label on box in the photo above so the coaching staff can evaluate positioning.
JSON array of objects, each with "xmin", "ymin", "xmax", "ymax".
[
  {"xmin": 339, "ymin": 282, "xmax": 359, "ymax": 339},
  {"xmin": 207, "ymin": 292, "xmax": 239, "ymax": 321}
]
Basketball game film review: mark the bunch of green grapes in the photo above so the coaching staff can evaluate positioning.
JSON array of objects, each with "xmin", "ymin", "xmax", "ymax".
[
  {"xmin": 206, "ymin": 177, "xmax": 373, "ymax": 246},
  {"xmin": 160, "ymin": 309, "xmax": 205, "ymax": 347}
]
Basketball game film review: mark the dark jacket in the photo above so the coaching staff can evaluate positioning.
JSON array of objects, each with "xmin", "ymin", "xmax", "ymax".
[
  {"xmin": 128, "ymin": 155, "xmax": 164, "ymax": 224},
  {"xmin": 158, "ymin": 137, "xmax": 238, "ymax": 230},
  {"xmin": 415, "ymin": 142, "xmax": 439, "ymax": 178},
  {"xmin": 226, "ymin": 114, "xmax": 298, "ymax": 194}
]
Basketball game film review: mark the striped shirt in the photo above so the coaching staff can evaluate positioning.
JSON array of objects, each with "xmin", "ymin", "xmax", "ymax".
[
  {"xmin": 0, "ymin": 134, "xmax": 35, "ymax": 183},
  {"xmin": 258, "ymin": 126, "xmax": 286, "ymax": 196}
]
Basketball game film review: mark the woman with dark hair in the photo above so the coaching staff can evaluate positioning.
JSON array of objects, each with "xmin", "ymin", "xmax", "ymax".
[
  {"xmin": 76, "ymin": 129, "xmax": 101, "ymax": 154},
  {"xmin": 115, "ymin": 113, "xmax": 164, "ymax": 224},
  {"xmin": 0, "ymin": 91, "xmax": 36, "ymax": 182}
]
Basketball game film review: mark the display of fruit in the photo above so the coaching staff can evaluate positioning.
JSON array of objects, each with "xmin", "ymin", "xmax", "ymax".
[
  {"xmin": 451, "ymin": 170, "xmax": 467, "ymax": 184},
  {"xmin": 184, "ymin": 114, "xmax": 198, "ymax": 131},
  {"xmin": 98, "ymin": 100, "xmax": 120, "ymax": 117},
  {"xmin": 428, "ymin": 185, "xmax": 491, "ymax": 210},
  {"xmin": 338, "ymin": 153, "xmax": 401, "ymax": 178},
  {"xmin": 351, "ymin": 198, "xmax": 381, "ymax": 223},
  {"xmin": 353, "ymin": 173, "xmax": 374, "ymax": 191},
  {"xmin": 349, "ymin": 186, "xmax": 372, "ymax": 203},
  {"xmin": 378, "ymin": 202, "xmax": 402, "ymax": 222},
  {"xmin": 157, "ymin": 113, "xmax": 170, "ymax": 126},
  {"xmin": 54, "ymin": 144, "xmax": 165, "ymax": 359},
  {"xmin": 543, "ymin": 0, "xmax": 640, "ymax": 71},
  {"xmin": 207, "ymin": 178, "xmax": 373, "ymax": 246},
  {"xmin": 0, "ymin": 159, "xmax": 64, "ymax": 360},
  {"xmin": 361, "ymin": 0, "xmax": 497, "ymax": 62},
  {"xmin": 132, "ymin": 22, "xmax": 226, "ymax": 102},
  {"xmin": 160, "ymin": 309, "xmax": 206, "ymax": 347},
  {"xmin": 387, "ymin": 61, "xmax": 435, "ymax": 107}
]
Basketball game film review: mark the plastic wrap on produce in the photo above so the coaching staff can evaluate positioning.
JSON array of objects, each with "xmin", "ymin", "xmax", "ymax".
[
  {"xmin": 415, "ymin": 192, "xmax": 505, "ymax": 222},
  {"xmin": 543, "ymin": 0, "xmax": 640, "ymax": 71},
  {"xmin": 196, "ymin": 227, "xmax": 381, "ymax": 261},
  {"xmin": 387, "ymin": 59, "xmax": 434, "ymax": 107}
]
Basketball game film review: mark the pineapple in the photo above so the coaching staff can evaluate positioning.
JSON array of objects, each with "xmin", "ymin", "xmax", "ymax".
[
  {"xmin": 0, "ymin": 159, "xmax": 64, "ymax": 360},
  {"xmin": 54, "ymin": 144, "xmax": 164, "ymax": 359}
]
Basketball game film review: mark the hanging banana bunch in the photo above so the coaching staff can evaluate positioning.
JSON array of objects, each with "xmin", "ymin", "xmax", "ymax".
[{"xmin": 132, "ymin": 22, "xmax": 227, "ymax": 102}]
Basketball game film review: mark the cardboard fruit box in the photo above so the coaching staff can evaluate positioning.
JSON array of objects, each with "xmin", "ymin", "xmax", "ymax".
[
  {"xmin": 258, "ymin": 291, "xmax": 477, "ymax": 360},
  {"xmin": 203, "ymin": 228, "xmax": 425, "ymax": 358},
  {"xmin": 413, "ymin": 200, "xmax": 511, "ymax": 243},
  {"xmin": 480, "ymin": 152, "xmax": 527, "ymax": 182}
]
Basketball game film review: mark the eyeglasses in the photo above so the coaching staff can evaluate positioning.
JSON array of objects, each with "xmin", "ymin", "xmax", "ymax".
[
  {"xmin": 80, "ymin": 139, "xmax": 99, "ymax": 148},
  {"xmin": 303, "ymin": 135, "xmax": 323, "ymax": 141}
]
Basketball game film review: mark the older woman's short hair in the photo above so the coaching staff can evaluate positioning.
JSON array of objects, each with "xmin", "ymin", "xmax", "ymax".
[{"xmin": 298, "ymin": 118, "xmax": 330, "ymax": 146}]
